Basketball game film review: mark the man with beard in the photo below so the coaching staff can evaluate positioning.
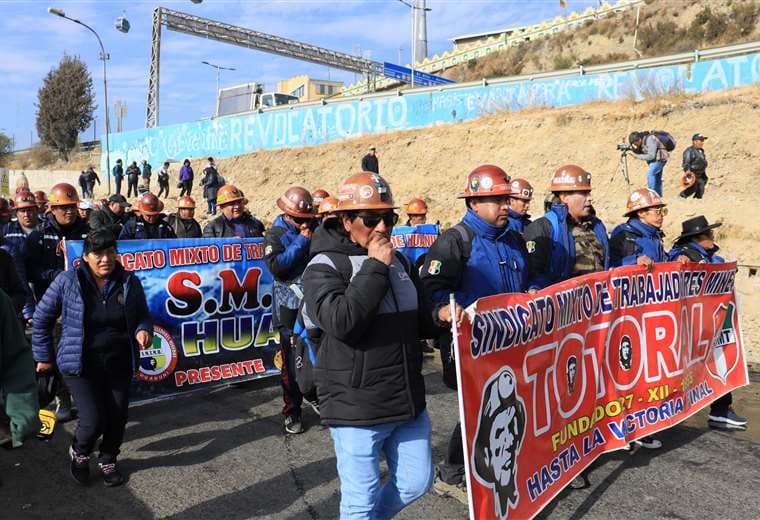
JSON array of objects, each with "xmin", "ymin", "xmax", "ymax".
[
  {"xmin": 619, "ymin": 336, "xmax": 633, "ymax": 370},
  {"xmin": 472, "ymin": 367, "xmax": 526, "ymax": 519}
]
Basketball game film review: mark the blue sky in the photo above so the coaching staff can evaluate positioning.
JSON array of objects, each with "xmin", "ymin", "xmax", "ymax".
[{"xmin": 0, "ymin": 0, "xmax": 600, "ymax": 149}]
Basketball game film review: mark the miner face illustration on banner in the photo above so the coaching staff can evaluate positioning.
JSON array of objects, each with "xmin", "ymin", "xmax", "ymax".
[
  {"xmin": 472, "ymin": 367, "xmax": 526, "ymax": 519},
  {"xmin": 619, "ymin": 335, "xmax": 633, "ymax": 370}
]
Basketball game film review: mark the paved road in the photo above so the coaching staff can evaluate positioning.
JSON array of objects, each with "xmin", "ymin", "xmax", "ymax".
[{"xmin": 2, "ymin": 358, "xmax": 758, "ymax": 519}]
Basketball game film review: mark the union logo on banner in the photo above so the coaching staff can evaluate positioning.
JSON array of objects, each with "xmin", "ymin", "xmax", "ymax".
[{"xmin": 453, "ymin": 262, "xmax": 749, "ymax": 519}]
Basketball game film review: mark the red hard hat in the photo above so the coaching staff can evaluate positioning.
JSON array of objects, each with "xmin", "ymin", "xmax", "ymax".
[
  {"xmin": 48, "ymin": 183, "xmax": 80, "ymax": 207},
  {"xmin": 177, "ymin": 195, "xmax": 196, "ymax": 209},
  {"xmin": 15, "ymin": 191, "xmax": 38, "ymax": 210},
  {"xmin": 277, "ymin": 186, "xmax": 317, "ymax": 218},
  {"xmin": 337, "ymin": 172, "xmax": 397, "ymax": 211},
  {"xmin": 458, "ymin": 165, "xmax": 511, "ymax": 199},
  {"xmin": 34, "ymin": 191, "xmax": 47, "ymax": 204},
  {"xmin": 550, "ymin": 165, "xmax": 593, "ymax": 193},
  {"xmin": 509, "ymin": 178, "xmax": 534, "ymax": 201},
  {"xmin": 311, "ymin": 188, "xmax": 330, "ymax": 207},
  {"xmin": 406, "ymin": 198, "xmax": 428, "ymax": 215},
  {"xmin": 624, "ymin": 188, "xmax": 666, "ymax": 217},
  {"xmin": 137, "ymin": 192, "xmax": 164, "ymax": 216},
  {"xmin": 318, "ymin": 196, "xmax": 339, "ymax": 215}
]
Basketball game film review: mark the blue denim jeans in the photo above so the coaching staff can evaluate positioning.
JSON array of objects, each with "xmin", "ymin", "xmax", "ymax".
[
  {"xmin": 647, "ymin": 161, "xmax": 665, "ymax": 196},
  {"xmin": 330, "ymin": 410, "xmax": 433, "ymax": 520}
]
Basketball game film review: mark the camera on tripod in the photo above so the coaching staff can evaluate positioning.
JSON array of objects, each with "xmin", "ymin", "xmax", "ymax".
[{"xmin": 617, "ymin": 143, "xmax": 632, "ymax": 152}]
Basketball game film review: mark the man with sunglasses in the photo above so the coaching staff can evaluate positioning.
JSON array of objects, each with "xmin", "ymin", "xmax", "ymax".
[
  {"xmin": 420, "ymin": 164, "xmax": 528, "ymax": 505},
  {"xmin": 265, "ymin": 187, "xmax": 319, "ymax": 435},
  {"xmin": 302, "ymin": 172, "xmax": 434, "ymax": 519},
  {"xmin": 202, "ymin": 184, "xmax": 265, "ymax": 238},
  {"xmin": 668, "ymin": 216, "xmax": 748, "ymax": 431},
  {"xmin": 24, "ymin": 183, "xmax": 89, "ymax": 423},
  {"xmin": 610, "ymin": 188, "xmax": 673, "ymax": 268}
]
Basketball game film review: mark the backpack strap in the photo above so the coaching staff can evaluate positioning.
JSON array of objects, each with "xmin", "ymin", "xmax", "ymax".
[{"xmin": 452, "ymin": 223, "xmax": 474, "ymax": 260}]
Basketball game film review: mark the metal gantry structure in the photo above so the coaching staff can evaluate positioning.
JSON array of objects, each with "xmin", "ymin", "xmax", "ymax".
[{"xmin": 145, "ymin": 7, "xmax": 384, "ymax": 128}]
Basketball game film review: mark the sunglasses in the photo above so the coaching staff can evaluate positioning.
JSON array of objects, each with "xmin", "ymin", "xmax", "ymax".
[
  {"xmin": 352, "ymin": 212, "xmax": 399, "ymax": 228},
  {"xmin": 292, "ymin": 216, "xmax": 315, "ymax": 225}
]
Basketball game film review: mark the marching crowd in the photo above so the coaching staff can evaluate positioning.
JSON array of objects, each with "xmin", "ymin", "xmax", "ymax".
[{"xmin": 0, "ymin": 144, "xmax": 748, "ymax": 518}]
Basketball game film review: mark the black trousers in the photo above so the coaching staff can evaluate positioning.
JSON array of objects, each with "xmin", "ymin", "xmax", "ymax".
[
  {"xmin": 710, "ymin": 392, "xmax": 733, "ymax": 415},
  {"xmin": 127, "ymin": 177, "xmax": 139, "ymax": 198},
  {"xmin": 179, "ymin": 181, "xmax": 192, "ymax": 197},
  {"xmin": 680, "ymin": 171, "xmax": 707, "ymax": 199},
  {"xmin": 157, "ymin": 181, "xmax": 169, "ymax": 198},
  {"xmin": 64, "ymin": 372, "xmax": 130, "ymax": 463},
  {"xmin": 436, "ymin": 331, "xmax": 465, "ymax": 483},
  {"xmin": 278, "ymin": 306, "xmax": 302, "ymax": 418}
]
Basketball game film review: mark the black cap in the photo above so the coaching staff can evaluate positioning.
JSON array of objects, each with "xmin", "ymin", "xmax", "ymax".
[
  {"xmin": 108, "ymin": 194, "xmax": 131, "ymax": 206},
  {"xmin": 677, "ymin": 215, "xmax": 721, "ymax": 240},
  {"xmin": 692, "ymin": 133, "xmax": 707, "ymax": 141}
]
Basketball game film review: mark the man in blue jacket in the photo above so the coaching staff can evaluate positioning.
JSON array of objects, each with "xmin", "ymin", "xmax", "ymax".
[
  {"xmin": 506, "ymin": 177, "xmax": 533, "ymax": 234},
  {"xmin": 1, "ymin": 191, "xmax": 39, "ymax": 322},
  {"xmin": 669, "ymin": 216, "xmax": 748, "ymax": 430},
  {"xmin": 265, "ymin": 187, "xmax": 318, "ymax": 435},
  {"xmin": 524, "ymin": 165, "xmax": 609, "ymax": 291},
  {"xmin": 421, "ymin": 164, "xmax": 528, "ymax": 505}
]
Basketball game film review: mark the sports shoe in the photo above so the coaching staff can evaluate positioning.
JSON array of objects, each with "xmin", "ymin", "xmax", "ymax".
[
  {"xmin": 303, "ymin": 398, "xmax": 320, "ymax": 416},
  {"xmin": 55, "ymin": 395, "xmax": 74, "ymax": 423},
  {"xmin": 98, "ymin": 462, "xmax": 125, "ymax": 487},
  {"xmin": 433, "ymin": 474, "xmax": 468, "ymax": 506},
  {"xmin": 634, "ymin": 435, "xmax": 662, "ymax": 449},
  {"xmin": 284, "ymin": 415, "xmax": 304, "ymax": 435},
  {"xmin": 69, "ymin": 446, "xmax": 90, "ymax": 485},
  {"xmin": 708, "ymin": 408, "xmax": 748, "ymax": 429}
]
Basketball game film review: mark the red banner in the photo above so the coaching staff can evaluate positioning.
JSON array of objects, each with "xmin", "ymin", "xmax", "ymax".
[{"xmin": 454, "ymin": 262, "xmax": 749, "ymax": 519}]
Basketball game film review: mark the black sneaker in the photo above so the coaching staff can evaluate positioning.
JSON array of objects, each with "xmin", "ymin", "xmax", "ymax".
[
  {"xmin": 634, "ymin": 435, "xmax": 662, "ymax": 449},
  {"xmin": 708, "ymin": 408, "xmax": 748, "ymax": 429},
  {"xmin": 69, "ymin": 446, "xmax": 90, "ymax": 485},
  {"xmin": 98, "ymin": 462, "xmax": 125, "ymax": 487},
  {"xmin": 284, "ymin": 415, "xmax": 303, "ymax": 435}
]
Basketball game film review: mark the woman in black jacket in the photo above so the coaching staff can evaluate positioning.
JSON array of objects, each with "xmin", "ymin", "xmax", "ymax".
[
  {"xmin": 33, "ymin": 229, "xmax": 152, "ymax": 487},
  {"xmin": 302, "ymin": 172, "xmax": 433, "ymax": 519}
]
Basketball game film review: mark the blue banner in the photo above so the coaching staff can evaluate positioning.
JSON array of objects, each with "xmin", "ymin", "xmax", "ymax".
[
  {"xmin": 103, "ymin": 51, "xmax": 760, "ymax": 172},
  {"xmin": 65, "ymin": 238, "xmax": 280, "ymax": 400},
  {"xmin": 391, "ymin": 224, "xmax": 440, "ymax": 265}
]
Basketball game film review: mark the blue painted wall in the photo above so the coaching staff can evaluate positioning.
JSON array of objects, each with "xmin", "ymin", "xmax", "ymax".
[{"xmin": 102, "ymin": 52, "xmax": 760, "ymax": 174}]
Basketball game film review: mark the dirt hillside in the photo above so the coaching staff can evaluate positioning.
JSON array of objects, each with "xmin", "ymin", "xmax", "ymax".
[{"xmin": 211, "ymin": 85, "xmax": 760, "ymax": 366}]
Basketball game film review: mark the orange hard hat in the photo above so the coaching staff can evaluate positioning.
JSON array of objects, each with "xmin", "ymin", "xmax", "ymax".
[
  {"xmin": 624, "ymin": 188, "xmax": 666, "ymax": 217},
  {"xmin": 311, "ymin": 188, "xmax": 330, "ymax": 207},
  {"xmin": 277, "ymin": 186, "xmax": 317, "ymax": 218},
  {"xmin": 336, "ymin": 172, "xmax": 397, "ymax": 211},
  {"xmin": 550, "ymin": 165, "xmax": 593, "ymax": 193},
  {"xmin": 137, "ymin": 192, "xmax": 164, "ymax": 216},
  {"xmin": 0, "ymin": 198, "xmax": 10, "ymax": 216},
  {"xmin": 48, "ymin": 183, "xmax": 79, "ymax": 207},
  {"xmin": 457, "ymin": 165, "xmax": 511, "ymax": 199},
  {"xmin": 509, "ymin": 178, "xmax": 534, "ymax": 201},
  {"xmin": 216, "ymin": 184, "xmax": 245, "ymax": 206},
  {"xmin": 318, "ymin": 196, "xmax": 339, "ymax": 215},
  {"xmin": 15, "ymin": 191, "xmax": 37, "ymax": 210},
  {"xmin": 406, "ymin": 198, "xmax": 428, "ymax": 216},
  {"xmin": 177, "ymin": 195, "xmax": 196, "ymax": 209}
]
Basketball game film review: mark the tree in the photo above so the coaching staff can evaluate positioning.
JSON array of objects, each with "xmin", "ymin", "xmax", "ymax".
[
  {"xmin": 0, "ymin": 132, "xmax": 12, "ymax": 166},
  {"xmin": 35, "ymin": 54, "xmax": 95, "ymax": 160}
]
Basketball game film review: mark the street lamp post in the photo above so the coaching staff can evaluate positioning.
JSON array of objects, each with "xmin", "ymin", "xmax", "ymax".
[
  {"xmin": 201, "ymin": 61, "xmax": 236, "ymax": 117},
  {"xmin": 397, "ymin": 0, "xmax": 431, "ymax": 89},
  {"xmin": 48, "ymin": 7, "xmax": 112, "ymax": 194}
]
